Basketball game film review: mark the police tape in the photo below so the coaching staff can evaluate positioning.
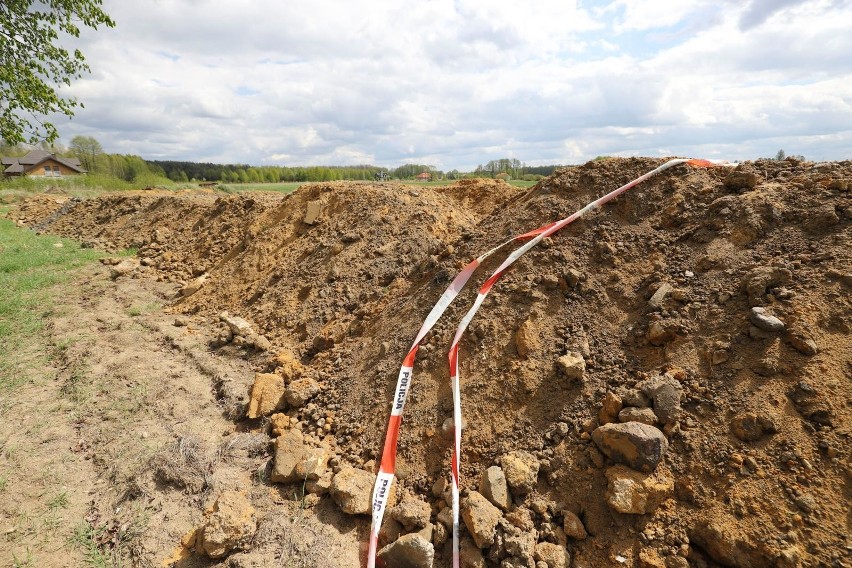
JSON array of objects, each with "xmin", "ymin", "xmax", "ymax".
[{"xmin": 367, "ymin": 158, "xmax": 726, "ymax": 568}]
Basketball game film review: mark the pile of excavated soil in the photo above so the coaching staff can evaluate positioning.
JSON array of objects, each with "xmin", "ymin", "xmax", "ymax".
[{"xmin": 7, "ymin": 162, "xmax": 851, "ymax": 568}]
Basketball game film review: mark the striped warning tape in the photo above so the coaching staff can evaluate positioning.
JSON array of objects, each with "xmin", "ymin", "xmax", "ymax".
[{"xmin": 367, "ymin": 158, "xmax": 728, "ymax": 567}]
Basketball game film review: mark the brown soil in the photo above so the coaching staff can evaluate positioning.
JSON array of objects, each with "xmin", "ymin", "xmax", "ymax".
[{"xmin": 3, "ymin": 160, "xmax": 850, "ymax": 568}]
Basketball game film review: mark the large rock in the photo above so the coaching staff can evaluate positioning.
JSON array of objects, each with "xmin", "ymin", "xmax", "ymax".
[
  {"xmin": 604, "ymin": 465, "xmax": 673, "ymax": 514},
  {"xmin": 270, "ymin": 429, "xmax": 308, "ymax": 483},
  {"xmin": 534, "ymin": 542, "xmax": 570, "ymax": 568},
  {"xmin": 390, "ymin": 495, "xmax": 432, "ymax": 530},
  {"xmin": 591, "ymin": 422, "xmax": 668, "ymax": 473},
  {"xmin": 246, "ymin": 373, "xmax": 285, "ymax": 418},
  {"xmin": 196, "ymin": 491, "xmax": 256, "ymax": 558},
  {"xmin": 479, "ymin": 466, "xmax": 511, "ymax": 511},
  {"xmin": 461, "ymin": 491, "xmax": 502, "ymax": 548},
  {"xmin": 501, "ymin": 451, "xmax": 540, "ymax": 496},
  {"xmin": 330, "ymin": 467, "xmax": 375, "ymax": 515},
  {"xmin": 284, "ymin": 378, "xmax": 321, "ymax": 408},
  {"xmin": 377, "ymin": 532, "xmax": 434, "ymax": 568}
]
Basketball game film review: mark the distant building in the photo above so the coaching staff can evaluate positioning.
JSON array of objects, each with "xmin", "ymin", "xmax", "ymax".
[
  {"xmin": 2, "ymin": 150, "xmax": 86, "ymax": 177},
  {"xmin": 415, "ymin": 171, "xmax": 432, "ymax": 181}
]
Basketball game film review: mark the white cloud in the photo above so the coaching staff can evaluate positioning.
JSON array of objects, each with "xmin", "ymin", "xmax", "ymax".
[{"xmin": 50, "ymin": 0, "xmax": 852, "ymax": 169}]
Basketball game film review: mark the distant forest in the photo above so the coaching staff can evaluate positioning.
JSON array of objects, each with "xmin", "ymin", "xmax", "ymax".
[{"xmin": 147, "ymin": 159, "xmax": 569, "ymax": 183}]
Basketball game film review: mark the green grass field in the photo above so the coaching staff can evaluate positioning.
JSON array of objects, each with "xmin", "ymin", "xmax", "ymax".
[{"xmin": 0, "ymin": 209, "xmax": 119, "ymax": 391}]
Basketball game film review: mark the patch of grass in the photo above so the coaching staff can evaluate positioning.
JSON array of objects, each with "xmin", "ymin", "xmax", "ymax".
[
  {"xmin": 11, "ymin": 548, "xmax": 33, "ymax": 567},
  {"xmin": 0, "ymin": 473, "xmax": 7, "ymax": 491},
  {"xmin": 217, "ymin": 181, "xmax": 303, "ymax": 194},
  {"xmin": 71, "ymin": 522, "xmax": 110, "ymax": 568},
  {"xmin": 47, "ymin": 490, "xmax": 69, "ymax": 511},
  {"xmin": 126, "ymin": 301, "xmax": 160, "ymax": 317},
  {"xmin": 0, "ymin": 210, "xmax": 105, "ymax": 391}
]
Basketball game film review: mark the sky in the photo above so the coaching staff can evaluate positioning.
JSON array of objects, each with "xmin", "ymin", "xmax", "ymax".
[{"xmin": 53, "ymin": 0, "xmax": 852, "ymax": 170}]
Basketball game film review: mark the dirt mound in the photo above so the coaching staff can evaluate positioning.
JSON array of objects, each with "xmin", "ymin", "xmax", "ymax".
[{"xmin": 7, "ymin": 161, "xmax": 851, "ymax": 568}]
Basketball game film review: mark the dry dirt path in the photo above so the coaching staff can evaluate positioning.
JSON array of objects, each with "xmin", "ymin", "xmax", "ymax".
[{"xmin": 1, "ymin": 262, "xmax": 360, "ymax": 567}]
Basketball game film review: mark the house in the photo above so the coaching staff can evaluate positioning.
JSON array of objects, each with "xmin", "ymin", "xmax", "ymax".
[
  {"xmin": 415, "ymin": 171, "xmax": 432, "ymax": 181},
  {"xmin": 2, "ymin": 150, "xmax": 86, "ymax": 177}
]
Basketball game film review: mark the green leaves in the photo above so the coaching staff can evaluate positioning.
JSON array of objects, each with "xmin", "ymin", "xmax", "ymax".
[{"xmin": 0, "ymin": 0, "xmax": 114, "ymax": 145}]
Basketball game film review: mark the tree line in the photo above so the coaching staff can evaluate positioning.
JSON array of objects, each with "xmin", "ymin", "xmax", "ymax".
[{"xmin": 2, "ymin": 137, "xmax": 570, "ymax": 184}]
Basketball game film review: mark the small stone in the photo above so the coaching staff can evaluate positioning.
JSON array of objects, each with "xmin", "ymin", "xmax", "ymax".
[
  {"xmin": 270, "ymin": 429, "xmax": 308, "ymax": 483},
  {"xmin": 618, "ymin": 407, "xmax": 658, "ymax": 426},
  {"xmin": 196, "ymin": 491, "xmax": 256, "ymax": 558},
  {"xmin": 785, "ymin": 331, "xmax": 818, "ymax": 356},
  {"xmin": 730, "ymin": 412, "xmax": 777, "ymax": 442},
  {"xmin": 180, "ymin": 274, "xmax": 207, "ymax": 297},
  {"xmin": 295, "ymin": 446, "xmax": 329, "ymax": 481},
  {"xmin": 330, "ymin": 467, "xmax": 375, "ymax": 515},
  {"xmin": 304, "ymin": 200, "xmax": 322, "ymax": 224},
  {"xmin": 461, "ymin": 491, "xmax": 502, "ymax": 548},
  {"xmin": 742, "ymin": 266, "xmax": 792, "ymax": 307},
  {"xmin": 556, "ymin": 352, "xmax": 585, "ymax": 381},
  {"xmin": 562, "ymin": 511, "xmax": 587, "ymax": 540},
  {"xmin": 622, "ymin": 389, "xmax": 650, "ymax": 408},
  {"xmin": 284, "ymin": 378, "xmax": 321, "ymax": 408},
  {"xmin": 749, "ymin": 307, "xmax": 785, "ymax": 332},
  {"xmin": 252, "ymin": 334, "xmax": 272, "ymax": 351},
  {"xmin": 480, "ymin": 466, "xmax": 511, "ymax": 511},
  {"xmin": 305, "ymin": 471, "xmax": 333, "ymax": 495},
  {"xmin": 647, "ymin": 321, "xmax": 673, "ymax": 346},
  {"xmin": 220, "ymin": 314, "xmax": 254, "ymax": 337},
  {"xmin": 591, "ymin": 422, "xmax": 669, "ymax": 473},
  {"xmin": 246, "ymin": 373, "xmax": 285, "ymax": 419},
  {"xmin": 515, "ymin": 320, "xmax": 539, "ymax": 359},
  {"xmin": 724, "ymin": 170, "xmax": 758, "ymax": 191},
  {"xmin": 501, "ymin": 451, "xmax": 540, "ymax": 496},
  {"xmin": 604, "ymin": 465, "xmax": 674, "ymax": 514},
  {"xmin": 534, "ymin": 542, "xmax": 570, "ymax": 568},
  {"xmin": 460, "ymin": 537, "xmax": 486, "ymax": 567},
  {"xmin": 377, "ymin": 533, "xmax": 435, "ymax": 568},
  {"xmin": 598, "ymin": 391, "xmax": 623, "ymax": 425},
  {"xmin": 390, "ymin": 495, "xmax": 432, "ymax": 530},
  {"xmin": 637, "ymin": 374, "xmax": 683, "ymax": 424},
  {"xmin": 564, "ymin": 268, "xmax": 585, "ymax": 288},
  {"xmin": 109, "ymin": 258, "xmax": 138, "ymax": 279},
  {"xmin": 648, "ymin": 283, "xmax": 673, "ymax": 309},
  {"xmin": 269, "ymin": 413, "xmax": 291, "ymax": 436},
  {"xmin": 173, "ymin": 316, "xmax": 190, "ymax": 327}
]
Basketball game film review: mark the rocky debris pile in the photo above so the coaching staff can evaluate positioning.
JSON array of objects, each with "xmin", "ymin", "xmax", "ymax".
[{"xmin": 7, "ymin": 158, "xmax": 851, "ymax": 567}]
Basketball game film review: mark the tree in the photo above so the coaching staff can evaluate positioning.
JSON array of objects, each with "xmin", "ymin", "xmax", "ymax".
[
  {"xmin": 70, "ymin": 134, "xmax": 102, "ymax": 171},
  {"xmin": 775, "ymin": 149, "xmax": 786, "ymax": 160},
  {"xmin": 1, "ymin": 1, "xmax": 114, "ymax": 145}
]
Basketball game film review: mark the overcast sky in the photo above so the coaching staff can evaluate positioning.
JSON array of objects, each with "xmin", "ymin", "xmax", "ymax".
[{"xmin": 55, "ymin": 0, "xmax": 852, "ymax": 170}]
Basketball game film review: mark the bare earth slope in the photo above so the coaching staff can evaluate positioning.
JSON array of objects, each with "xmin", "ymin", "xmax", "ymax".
[{"xmin": 6, "ymin": 160, "xmax": 851, "ymax": 568}]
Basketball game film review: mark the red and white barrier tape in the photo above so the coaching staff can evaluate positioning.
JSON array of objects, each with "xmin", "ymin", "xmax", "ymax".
[{"xmin": 367, "ymin": 158, "xmax": 727, "ymax": 567}]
